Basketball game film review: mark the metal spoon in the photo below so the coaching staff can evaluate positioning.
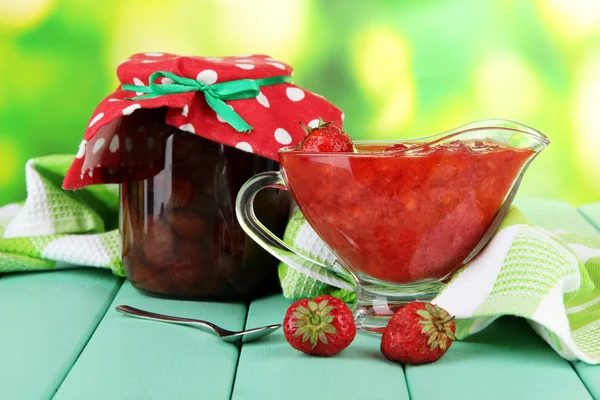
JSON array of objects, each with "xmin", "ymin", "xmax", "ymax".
[{"xmin": 115, "ymin": 305, "xmax": 281, "ymax": 343}]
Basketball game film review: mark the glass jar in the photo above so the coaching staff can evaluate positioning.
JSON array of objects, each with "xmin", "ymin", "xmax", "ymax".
[{"xmin": 120, "ymin": 127, "xmax": 290, "ymax": 299}]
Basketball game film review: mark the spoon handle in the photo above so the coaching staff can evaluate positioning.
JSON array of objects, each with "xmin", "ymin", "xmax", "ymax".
[{"xmin": 115, "ymin": 305, "xmax": 230, "ymax": 337}]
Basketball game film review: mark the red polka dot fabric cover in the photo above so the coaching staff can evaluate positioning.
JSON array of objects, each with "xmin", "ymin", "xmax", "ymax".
[{"xmin": 62, "ymin": 52, "xmax": 344, "ymax": 190}]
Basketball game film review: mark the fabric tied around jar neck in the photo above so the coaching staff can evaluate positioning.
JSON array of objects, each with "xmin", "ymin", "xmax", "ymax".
[
  {"xmin": 62, "ymin": 52, "xmax": 345, "ymax": 191},
  {"xmin": 122, "ymin": 71, "xmax": 292, "ymax": 133}
]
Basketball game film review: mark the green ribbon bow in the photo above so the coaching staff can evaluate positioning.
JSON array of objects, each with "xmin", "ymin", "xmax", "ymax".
[{"xmin": 122, "ymin": 71, "xmax": 292, "ymax": 133}]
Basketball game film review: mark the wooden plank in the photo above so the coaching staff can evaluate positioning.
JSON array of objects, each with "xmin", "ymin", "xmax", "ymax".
[
  {"xmin": 575, "ymin": 364, "xmax": 600, "ymax": 400},
  {"xmin": 231, "ymin": 294, "xmax": 410, "ymax": 400},
  {"xmin": 407, "ymin": 199, "xmax": 596, "ymax": 399},
  {"xmin": 575, "ymin": 201, "xmax": 600, "ymax": 399},
  {"xmin": 579, "ymin": 201, "xmax": 600, "ymax": 232},
  {"xmin": 517, "ymin": 198, "xmax": 600, "ymax": 237},
  {"xmin": 406, "ymin": 317, "xmax": 591, "ymax": 399},
  {"xmin": 0, "ymin": 269, "xmax": 122, "ymax": 400},
  {"xmin": 53, "ymin": 281, "xmax": 248, "ymax": 400}
]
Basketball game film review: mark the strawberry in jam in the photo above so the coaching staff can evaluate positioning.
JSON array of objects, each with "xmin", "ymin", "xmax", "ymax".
[
  {"xmin": 384, "ymin": 143, "xmax": 411, "ymax": 152},
  {"xmin": 298, "ymin": 119, "xmax": 354, "ymax": 152}
]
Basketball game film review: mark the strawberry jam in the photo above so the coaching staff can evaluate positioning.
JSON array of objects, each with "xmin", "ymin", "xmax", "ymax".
[
  {"xmin": 279, "ymin": 141, "xmax": 534, "ymax": 284},
  {"xmin": 121, "ymin": 128, "xmax": 290, "ymax": 299}
]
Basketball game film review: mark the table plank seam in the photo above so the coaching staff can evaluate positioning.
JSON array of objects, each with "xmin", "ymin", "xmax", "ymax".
[
  {"xmin": 402, "ymin": 364, "xmax": 414, "ymax": 400},
  {"xmin": 229, "ymin": 302, "xmax": 251, "ymax": 400},
  {"xmin": 569, "ymin": 362, "xmax": 595, "ymax": 399},
  {"xmin": 578, "ymin": 208, "xmax": 600, "ymax": 232},
  {"xmin": 50, "ymin": 278, "xmax": 125, "ymax": 399}
]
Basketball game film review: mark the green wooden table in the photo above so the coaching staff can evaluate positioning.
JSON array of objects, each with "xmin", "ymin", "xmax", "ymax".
[{"xmin": 1, "ymin": 199, "xmax": 599, "ymax": 400}]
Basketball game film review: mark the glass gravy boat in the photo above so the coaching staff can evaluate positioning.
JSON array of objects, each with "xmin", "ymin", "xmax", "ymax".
[{"xmin": 236, "ymin": 119, "xmax": 549, "ymax": 330}]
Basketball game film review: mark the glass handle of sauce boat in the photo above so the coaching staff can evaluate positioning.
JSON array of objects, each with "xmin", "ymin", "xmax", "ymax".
[{"xmin": 236, "ymin": 171, "xmax": 357, "ymax": 292}]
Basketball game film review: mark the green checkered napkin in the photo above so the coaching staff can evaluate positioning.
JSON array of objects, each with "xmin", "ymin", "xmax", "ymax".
[
  {"xmin": 278, "ymin": 207, "xmax": 600, "ymax": 364},
  {"xmin": 0, "ymin": 156, "xmax": 124, "ymax": 276}
]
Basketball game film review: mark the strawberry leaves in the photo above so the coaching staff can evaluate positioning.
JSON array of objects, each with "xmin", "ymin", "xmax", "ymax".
[
  {"xmin": 414, "ymin": 303, "xmax": 456, "ymax": 352},
  {"xmin": 283, "ymin": 295, "xmax": 356, "ymax": 356},
  {"xmin": 292, "ymin": 299, "xmax": 339, "ymax": 348}
]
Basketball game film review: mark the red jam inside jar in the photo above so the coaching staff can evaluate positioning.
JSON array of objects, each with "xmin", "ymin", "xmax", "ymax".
[
  {"xmin": 279, "ymin": 140, "xmax": 534, "ymax": 284},
  {"xmin": 120, "ymin": 121, "xmax": 290, "ymax": 299}
]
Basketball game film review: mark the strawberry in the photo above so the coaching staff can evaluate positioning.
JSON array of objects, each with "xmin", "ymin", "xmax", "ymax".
[
  {"xmin": 283, "ymin": 295, "xmax": 356, "ymax": 356},
  {"xmin": 298, "ymin": 119, "xmax": 354, "ymax": 152},
  {"xmin": 381, "ymin": 302, "xmax": 456, "ymax": 364},
  {"xmin": 384, "ymin": 143, "xmax": 410, "ymax": 152}
]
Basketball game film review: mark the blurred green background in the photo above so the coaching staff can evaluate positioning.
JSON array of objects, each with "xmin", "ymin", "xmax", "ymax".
[{"xmin": 0, "ymin": 0, "xmax": 598, "ymax": 205}]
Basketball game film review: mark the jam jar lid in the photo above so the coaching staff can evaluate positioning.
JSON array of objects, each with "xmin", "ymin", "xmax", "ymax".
[{"xmin": 62, "ymin": 52, "xmax": 344, "ymax": 190}]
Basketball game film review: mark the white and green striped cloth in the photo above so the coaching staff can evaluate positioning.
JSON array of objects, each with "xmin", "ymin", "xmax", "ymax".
[
  {"xmin": 0, "ymin": 156, "xmax": 123, "ymax": 276},
  {"xmin": 278, "ymin": 207, "xmax": 600, "ymax": 364}
]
